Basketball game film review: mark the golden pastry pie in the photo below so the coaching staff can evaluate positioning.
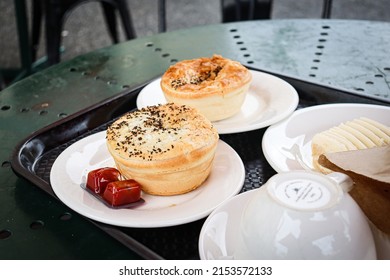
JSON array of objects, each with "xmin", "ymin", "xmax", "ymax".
[
  {"xmin": 160, "ymin": 55, "xmax": 252, "ymax": 121},
  {"xmin": 106, "ymin": 103, "xmax": 219, "ymax": 195}
]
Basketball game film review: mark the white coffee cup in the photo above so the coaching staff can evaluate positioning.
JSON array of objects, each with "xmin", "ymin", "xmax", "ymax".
[{"xmin": 234, "ymin": 171, "xmax": 377, "ymax": 259}]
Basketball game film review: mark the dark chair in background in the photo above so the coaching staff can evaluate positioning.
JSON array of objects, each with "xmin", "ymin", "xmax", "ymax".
[
  {"xmin": 156, "ymin": 0, "xmax": 274, "ymax": 33},
  {"xmin": 2, "ymin": 0, "xmax": 334, "ymax": 89},
  {"xmin": 31, "ymin": 0, "xmax": 136, "ymax": 65},
  {"xmin": 157, "ymin": 0, "xmax": 333, "ymax": 33},
  {"xmin": 221, "ymin": 0, "xmax": 273, "ymax": 21},
  {"xmin": 220, "ymin": 0, "xmax": 333, "ymax": 22}
]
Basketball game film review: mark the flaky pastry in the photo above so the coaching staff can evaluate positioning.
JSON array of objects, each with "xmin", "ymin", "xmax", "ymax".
[
  {"xmin": 106, "ymin": 103, "xmax": 219, "ymax": 196},
  {"xmin": 160, "ymin": 55, "xmax": 252, "ymax": 122}
]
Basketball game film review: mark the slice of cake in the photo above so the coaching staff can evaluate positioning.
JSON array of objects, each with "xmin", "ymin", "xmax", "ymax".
[{"xmin": 311, "ymin": 117, "xmax": 390, "ymax": 173}]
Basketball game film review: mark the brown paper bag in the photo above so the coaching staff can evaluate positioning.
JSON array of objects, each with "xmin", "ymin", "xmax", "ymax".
[{"xmin": 318, "ymin": 145, "xmax": 390, "ymax": 234}]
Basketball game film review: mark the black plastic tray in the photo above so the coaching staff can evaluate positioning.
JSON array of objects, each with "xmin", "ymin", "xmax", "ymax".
[{"xmin": 11, "ymin": 69, "xmax": 389, "ymax": 260}]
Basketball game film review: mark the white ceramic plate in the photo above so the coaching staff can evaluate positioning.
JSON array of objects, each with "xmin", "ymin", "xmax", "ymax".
[
  {"xmin": 262, "ymin": 103, "xmax": 390, "ymax": 173},
  {"xmin": 50, "ymin": 131, "xmax": 245, "ymax": 228},
  {"xmin": 136, "ymin": 70, "xmax": 299, "ymax": 134},
  {"xmin": 199, "ymin": 189, "xmax": 255, "ymax": 260}
]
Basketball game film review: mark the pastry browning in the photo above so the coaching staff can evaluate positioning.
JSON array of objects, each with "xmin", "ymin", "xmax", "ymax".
[
  {"xmin": 106, "ymin": 103, "xmax": 219, "ymax": 195},
  {"xmin": 160, "ymin": 54, "xmax": 252, "ymax": 121}
]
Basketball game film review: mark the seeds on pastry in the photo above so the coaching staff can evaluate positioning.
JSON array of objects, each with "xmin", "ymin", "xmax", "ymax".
[
  {"xmin": 160, "ymin": 55, "xmax": 252, "ymax": 122},
  {"xmin": 106, "ymin": 103, "xmax": 219, "ymax": 196}
]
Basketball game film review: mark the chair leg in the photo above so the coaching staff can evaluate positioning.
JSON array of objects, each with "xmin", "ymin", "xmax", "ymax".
[
  {"xmin": 101, "ymin": 2, "xmax": 119, "ymax": 43},
  {"xmin": 44, "ymin": 2, "xmax": 64, "ymax": 65},
  {"xmin": 322, "ymin": 0, "xmax": 332, "ymax": 18},
  {"xmin": 115, "ymin": 0, "xmax": 136, "ymax": 40},
  {"xmin": 102, "ymin": 0, "xmax": 135, "ymax": 42},
  {"xmin": 31, "ymin": 0, "xmax": 43, "ymax": 62},
  {"xmin": 158, "ymin": 0, "xmax": 166, "ymax": 33},
  {"xmin": 36, "ymin": 0, "xmax": 136, "ymax": 66}
]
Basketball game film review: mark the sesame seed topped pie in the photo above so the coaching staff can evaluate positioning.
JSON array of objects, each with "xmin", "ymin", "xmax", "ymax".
[
  {"xmin": 160, "ymin": 55, "xmax": 252, "ymax": 122},
  {"xmin": 106, "ymin": 103, "xmax": 219, "ymax": 196}
]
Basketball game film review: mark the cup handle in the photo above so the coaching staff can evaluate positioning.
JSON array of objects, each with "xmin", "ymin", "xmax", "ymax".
[{"xmin": 326, "ymin": 172, "xmax": 354, "ymax": 193}]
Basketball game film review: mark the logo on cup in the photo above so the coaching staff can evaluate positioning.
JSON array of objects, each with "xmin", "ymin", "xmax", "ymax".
[{"xmin": 273, "ymin": 179, "xmax": 333, "ymax": 210}]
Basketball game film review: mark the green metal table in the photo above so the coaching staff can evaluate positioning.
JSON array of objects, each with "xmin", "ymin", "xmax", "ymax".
[{"xmin": 1, "ymin": 19, "xmax": 389, "ymax": 259}]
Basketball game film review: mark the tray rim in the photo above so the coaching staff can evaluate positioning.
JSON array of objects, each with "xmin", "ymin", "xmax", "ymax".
[{"xmin": 10, "ymin": 67, "xmax": 390, "ymax": 260}]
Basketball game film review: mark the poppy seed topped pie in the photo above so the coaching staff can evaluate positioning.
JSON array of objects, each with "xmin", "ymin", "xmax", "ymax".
[
  {"xmin": 160, "ymin": 55, "xmax": 252, "ymax": 122},
  {"xmin": 106, "ymin": 103, "xmax": 219, "ymax": 196}
]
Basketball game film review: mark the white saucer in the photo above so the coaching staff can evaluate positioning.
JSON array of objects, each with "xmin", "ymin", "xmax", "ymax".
[
  {"xmin": 198, "ymin": 189, "xmax": 255, "ymax": 260},
  {"xmin": 50, "ymin": 131, "xmax": 245, "ymax": 228},
  {"xmin": 262, "ymin": 103, "xmax": 390, "ymax": 172},
  {"xmin": 136, "ymin": 70, "xmax": 299, "ymax": 134}
]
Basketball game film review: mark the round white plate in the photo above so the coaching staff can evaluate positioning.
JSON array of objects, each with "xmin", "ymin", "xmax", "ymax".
[
  {"xmin": 50, "ymin": 131, "xmax": 245, "ymax": 228},
  {"xmin": 262, "ymin": 103, "xmax": 390, "ymax": 173},
  {"xmin": 136, "ymin": 70, "xmax": 299, "ymax": 134},
  {"xmin": 199, "ymin": 189, "xmax": 256, "ymax": 260}
]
